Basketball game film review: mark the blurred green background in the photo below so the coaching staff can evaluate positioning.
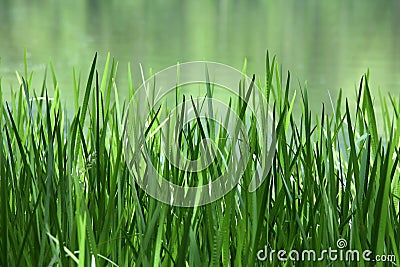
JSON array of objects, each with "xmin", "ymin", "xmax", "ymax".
[{"xmin": 0, "ymin": 0, "xmax": 399, "ymax": 111}]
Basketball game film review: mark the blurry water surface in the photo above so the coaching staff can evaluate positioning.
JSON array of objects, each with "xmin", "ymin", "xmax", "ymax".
[{"xmin": 1, "ymin": 0, "xmax": 399, "ymax": 112}]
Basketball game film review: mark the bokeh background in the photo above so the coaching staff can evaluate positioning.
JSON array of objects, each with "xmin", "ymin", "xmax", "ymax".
[{"xmin": 1, "ymin": 0, "xmax": 399, "ymax": 112}]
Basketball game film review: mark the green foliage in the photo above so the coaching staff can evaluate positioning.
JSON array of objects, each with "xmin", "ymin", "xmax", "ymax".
[{"xmin": 0, "ymin": 53, "xmax": 399, "ymax": 266}]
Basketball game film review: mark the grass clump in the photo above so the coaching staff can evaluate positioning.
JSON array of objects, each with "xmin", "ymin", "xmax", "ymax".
[{"xmin": 0, "ymin": 53, "xmax": 399, "ymax": 266}]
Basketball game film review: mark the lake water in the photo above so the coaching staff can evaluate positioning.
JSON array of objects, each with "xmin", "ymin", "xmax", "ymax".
[{"xmin": 1, "ymin": 0, "xmax": 399, "ymax": 113}]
